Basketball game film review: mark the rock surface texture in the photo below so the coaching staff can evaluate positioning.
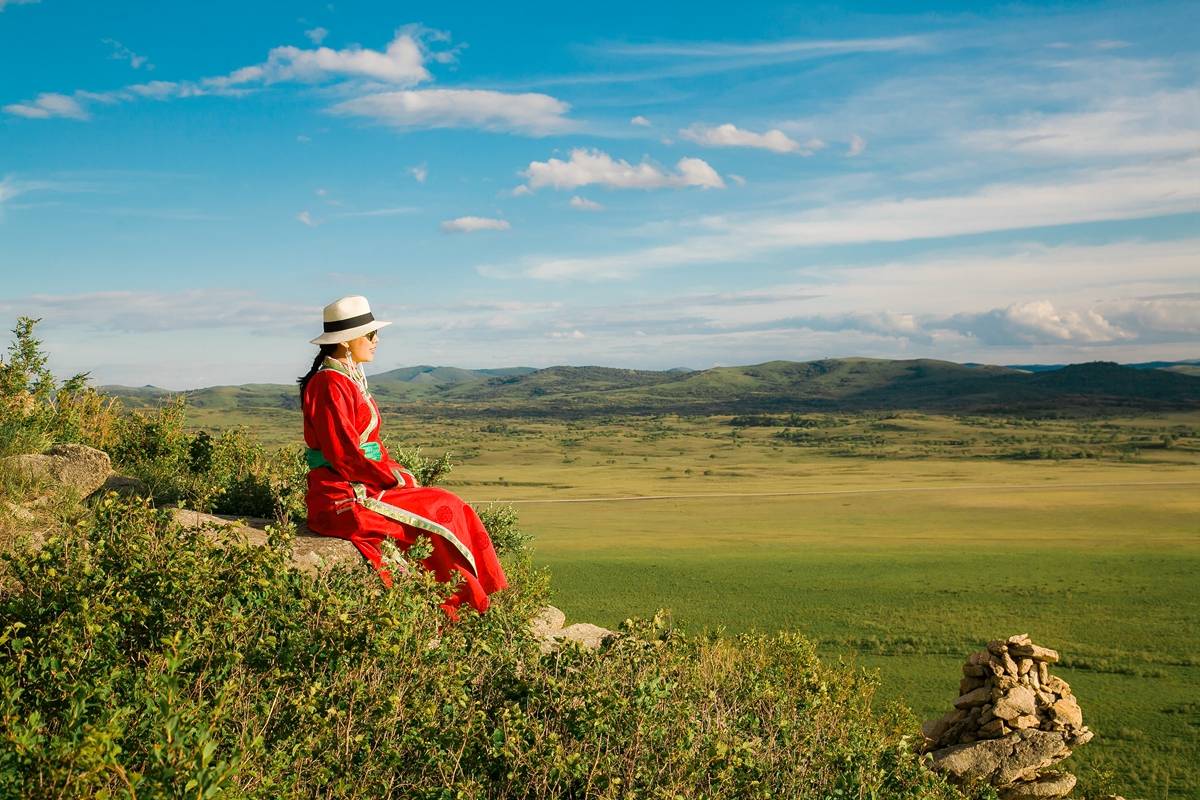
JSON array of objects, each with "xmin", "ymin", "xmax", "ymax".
[
  {"xmin": 922, "ymin": 635, "xmax": 1092, "ymax": 800},
  {"xmin": 169, "ymin": 509, "xmax": 364, "ymax": 576},
  {"xmin": 1, "ymin": 443, "xmax": 113, "ymax": 497},
  {"xmin": 530, "ymin": 605, "xmax": 618, "ymax": 653}
]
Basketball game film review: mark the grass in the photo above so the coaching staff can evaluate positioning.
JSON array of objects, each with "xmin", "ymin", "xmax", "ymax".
[{"xmin": 184, "ymin": 405, "xmax": 1200, "ymax": 799}]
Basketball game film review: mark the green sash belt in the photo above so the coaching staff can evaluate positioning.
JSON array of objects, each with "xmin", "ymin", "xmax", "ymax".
[{"xmin": 306, "ymin": 441, "xmax": 382, "ymax": 470}]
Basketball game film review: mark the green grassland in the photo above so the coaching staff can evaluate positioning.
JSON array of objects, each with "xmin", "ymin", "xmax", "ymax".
[{"xmin": 185, "ymin": 405, "xmax": 1200, "ymax": 799}]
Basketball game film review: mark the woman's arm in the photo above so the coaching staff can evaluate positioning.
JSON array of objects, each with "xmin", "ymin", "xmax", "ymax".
[{"xmin": 305, "ymin": 373, "xmax": 401, "ymax": 488}]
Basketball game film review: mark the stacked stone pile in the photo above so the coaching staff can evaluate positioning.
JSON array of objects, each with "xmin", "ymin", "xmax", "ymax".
[{"xmin": 923, "ymin": 634, "xmax": 1093, "ymax": 799}]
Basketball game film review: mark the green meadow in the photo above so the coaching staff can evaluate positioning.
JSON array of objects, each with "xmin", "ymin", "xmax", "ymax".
[{"xmin": 190, "ymin": 406, "xmax": 1200, "ymax": 799}]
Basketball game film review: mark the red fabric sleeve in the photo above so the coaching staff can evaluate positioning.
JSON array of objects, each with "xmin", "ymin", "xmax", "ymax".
[{"xmin": 304, "ymin": 372, "xmax": 399, "ymax": 488}]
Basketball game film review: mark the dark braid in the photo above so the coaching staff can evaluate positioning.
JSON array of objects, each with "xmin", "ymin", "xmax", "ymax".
[{"xmin": 298, "ymin": 344, "xmax": 339, "ymax": 398}]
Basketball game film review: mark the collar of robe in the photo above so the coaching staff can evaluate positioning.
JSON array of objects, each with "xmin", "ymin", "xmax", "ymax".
[{"xmin": 321, "ymin": 355, "xmax": 370, "ymax": 396}]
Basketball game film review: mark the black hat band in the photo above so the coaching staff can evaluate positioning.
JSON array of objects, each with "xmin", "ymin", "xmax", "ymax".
[{"xmin": 323, "ymin": 312, "xmax": 374, "ymax": 333}]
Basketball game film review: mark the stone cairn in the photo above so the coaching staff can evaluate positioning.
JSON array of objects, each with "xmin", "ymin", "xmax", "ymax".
[{"xmin": 922, "ymin": 634, "xmax": 1093, "ymax": 800}]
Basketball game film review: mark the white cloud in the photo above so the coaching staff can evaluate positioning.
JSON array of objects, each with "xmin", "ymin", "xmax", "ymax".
[
  {"xmin": 603, "ymin": 35, "xmax": 928, "ymax": 59},
  {"xmin": 728, "ymin": 174, "xmax": 747, "ymax": 186},
  {"xmin": 296, "ymin": 134, "xmax": 312, "ymax": 143},
  {"xmin": 513, "ymin": 155, "xmax": 1200, "ymax": 279},
  {"xmin": 305, "ymin": 27, "xmax": 329, "ymax": 45},
  {"xmin": 1100, "ymin": 296, "xmax": 1200, "ymax": 337},
  {"xmin": 0, "ymin": 177, "xmax": 18, "ymax": 205},
  {"xmin": 0, "ymin": 0, "xmax": 40, "ymax": 10},
  {"xmin": 441, "ymin": 216, "xmax": 510, "ymax": 233},
  {"xmin": 0, "ymin": 289, "xmax": 314, "ymax": 334},
  {"xmin": 569, "ymin": 196, "xmax": 604, "ymax": 211},
  {"xmin": 549, "ymin": 329, "xmax": 585, "ymax": 339},
  {"xmin": 329, "ymin": 89, "xmax": 572, "ymax": 135},
  {"xmin": 680, "ymin": 123, "xmax": 823, "ymax": 155},
  {"xmin": 3, "ymin": 92, "xmax": 90, "ymax": 120},
  {"xmin": 296, "ymin": 210, "xmax": 317, "ymax": 226},
  {"xmin": 945, "ymin": 300, "xmax": 1131, "ymax": 345},
  {"xmin": 211, "ymin": 29, "xmax": 430, "ymax": 88},
  {"xmin": 409, "ymin": 163, "xmax": 428, "ymax": 182},
  {"xmin": 521, "ymin": 148, "xmax": 724, "ymax": 192},
  {"xmin": 630, "ymin": 115, "xmax": 651, "ymax": 126},
  {"xmin": 103, "ymin": 39, "xmax": 151, "ymax": 70},
  {"xmin": 334, "ymin": 207, "xmax": 416, "ymax": 218},
  {"xmin": 6, "ymin": 29, "xmax": 438, "ymax": 121},
  {"xmin": 846, "ymin": 134, "xmax": 866, "ymax": 157},
  {"xmin": 968, "ymin": 88, "xmax": 1200, "ymax": 158}
]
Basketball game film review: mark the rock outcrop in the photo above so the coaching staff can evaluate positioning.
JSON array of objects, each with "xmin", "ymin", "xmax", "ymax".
[
  {"xmin": 530, "ymin": 605, "xmax": 618, "ymax": 653},
  {"xmin": 1, "ymin": 443, "xmax": 113, "ymax": 497},
  {"xmin": 169, "ymin": 508, "xmax": 364, "ymax": 576},
  {"xmin": 922, "ymin": 635, "xmax": 1092, "ymax": 799}
]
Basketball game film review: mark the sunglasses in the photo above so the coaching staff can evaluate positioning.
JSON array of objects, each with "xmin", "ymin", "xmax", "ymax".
[{"xmin": 365, "ymin": 330, "xmax": 378, "ymax": 342}]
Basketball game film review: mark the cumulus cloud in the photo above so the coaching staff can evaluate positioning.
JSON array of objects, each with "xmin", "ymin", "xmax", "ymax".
[
  {"xmin": 520, "ymin": 148, "xmax": 724, "ymax": 192},
  {"xmin": 305, "ymin": 27, "xmax": 328, "ymax": 45},
  {"xmin": 846, "ymin": 134, "xmax": 867, "ymax": 156},
  {"xmin": 680, "ymin": 123, "xmax": 824, "ymax": 155},
  {"xmin": 409, "ymin": 163, "xmax": 428, "ymax": 182},
  {"xmin": 213, "ymin": 29, "xmax": 430, "ymax": 88},
  {"xmin": 329, "ymin": 89, "xmax": 572, "ymax": 135},
  {"xmin": 944, "ymin": 300, "xmax": 1131, "ymax": 345},
  {"xmin": 3, "ymin": 92, "xmax": 90, "ymax": 120},
  {"xmin": 630, "ymin": 115, "xmax": 651, "ymax": 126},
  {"xmin": 569, "ymin": 196, "xmax": 604, "ymax": 211},
  {"xmin": 296, "ymin": 210, "xmax": 317, "ymax": 226},
  {"xmin": 441, "ymin": 216, "xmax": 510, "ymax": 233},
  {"xmin": 1100, "ymin": 295, "xmax": 1200, "ymax": 337}
]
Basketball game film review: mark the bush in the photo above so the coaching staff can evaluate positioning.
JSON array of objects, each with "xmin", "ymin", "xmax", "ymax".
[
  {"xmin": 386, "ymin": 443, "xmax": 454, "ymax": 487},
  {"xmin": 0, "ymin": 495, "xmax": 967, "ymax": 799},
  {"xmin": 0, "ymin": 317, "xmax": 122, "ymax": 457},
  {"xmin": 109, "ymin": 398, "xmax": 286, "ymax": 517}
]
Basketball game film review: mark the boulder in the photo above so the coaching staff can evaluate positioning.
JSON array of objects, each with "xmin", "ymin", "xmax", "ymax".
[
  {"xmin": 2, "ymin": 443, "xmax": 112, "ymax": 497},
  {"xmin": 97, "ymin": 474, "xmax": 151, "ymax": 499},
  {"xmin": 998, "ymin": 771, "xmax": 1076, "ymax": 799},
  {"xmin": 556, "ymin": 622, "xmax": 618, "ymax": 651},
  {"xmin": 531, "ymin": 605, "xmax": 566, "ymax": 638},
  {"xmin": 168, "ymin": 508, "xmax": 364, "ymax": 576},
  {"xmin": 929, "ymin": 729, "xmax": 1076, "ymax": 786}
]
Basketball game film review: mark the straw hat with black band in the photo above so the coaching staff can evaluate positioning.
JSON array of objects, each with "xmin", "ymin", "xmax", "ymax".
[{"xmin": 310, "ymin": 295, "xmax": 393, "ymax": 345}]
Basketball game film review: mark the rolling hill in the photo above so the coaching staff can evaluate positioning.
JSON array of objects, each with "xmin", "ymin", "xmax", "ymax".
[{"xmin": 100, "ymin": 357, "xmax": 1200, "ymax": 416}]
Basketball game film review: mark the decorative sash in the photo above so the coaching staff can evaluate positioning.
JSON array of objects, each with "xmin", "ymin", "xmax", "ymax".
[{"xmin": 313, "ymin": 358, "xmax": 478, "ymax": 576}]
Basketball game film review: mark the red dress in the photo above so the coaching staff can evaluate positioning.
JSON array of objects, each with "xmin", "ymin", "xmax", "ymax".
[{"xmin": 302, "ymin": 359, "xmax": 507, "ymax": 617}]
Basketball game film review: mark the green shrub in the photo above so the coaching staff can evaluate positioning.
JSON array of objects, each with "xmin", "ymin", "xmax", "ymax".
[
  {"xmin": 386, "ymin": 443, "xmax": 454, "ymax": 486},
  {"xmin": 0, "ymin": 317, "xmax": 122, "ymax": 457},
  {"xmin": 0, "ymin": 494, "xmax": 967, "ymax": 799}
]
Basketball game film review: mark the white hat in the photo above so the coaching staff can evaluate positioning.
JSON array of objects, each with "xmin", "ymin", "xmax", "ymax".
[{"xmin": 310, "ymin": 295, "xmax": 393, "ymax": 345}]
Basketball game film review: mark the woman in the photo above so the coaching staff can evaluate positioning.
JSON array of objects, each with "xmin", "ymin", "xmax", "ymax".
[{"xmin": 298, "ymin": 295, "xmax": 507, "ymax": 619}]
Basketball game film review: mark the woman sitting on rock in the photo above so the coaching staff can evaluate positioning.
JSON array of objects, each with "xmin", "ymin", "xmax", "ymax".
[{"xmin": 298, "ymin": 295, "xmax": 507, "ymax": 619}]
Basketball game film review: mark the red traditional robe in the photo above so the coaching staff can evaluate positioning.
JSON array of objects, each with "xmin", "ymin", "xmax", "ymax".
[{"xmin": 302, "ymin": 358, "xmax": 507, "ymax": 618}]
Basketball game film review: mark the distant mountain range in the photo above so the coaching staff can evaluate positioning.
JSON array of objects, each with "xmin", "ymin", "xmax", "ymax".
[{"xmin": 100, "ymin": 358, "xmax": 1200, "ymax": 416}]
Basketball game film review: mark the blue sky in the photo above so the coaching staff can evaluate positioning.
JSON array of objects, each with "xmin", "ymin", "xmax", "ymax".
[{"xmin": 1, "ymin": 0, "xmax": 1197, "ymax": 388}]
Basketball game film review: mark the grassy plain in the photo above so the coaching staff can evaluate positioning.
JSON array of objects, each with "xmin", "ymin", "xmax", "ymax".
[{"xmin": 189, "ymin": 405, "xmax": 1200, "ymax": 799}]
